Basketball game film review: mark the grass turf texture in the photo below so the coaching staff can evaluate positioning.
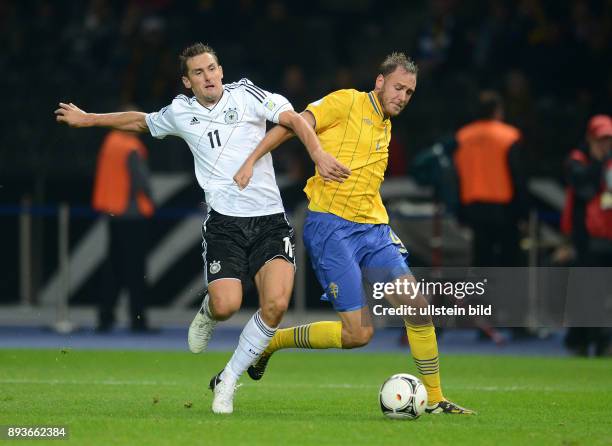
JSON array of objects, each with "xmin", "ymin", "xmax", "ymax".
[{"xmin": 0, "ymin": 350, "xmax": 610, "ymax": 445}]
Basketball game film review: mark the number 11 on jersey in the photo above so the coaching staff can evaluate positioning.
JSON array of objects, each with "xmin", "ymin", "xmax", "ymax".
[{"xmin": 208, "ymin": 129, "xmax": 221, "ymax": 148}]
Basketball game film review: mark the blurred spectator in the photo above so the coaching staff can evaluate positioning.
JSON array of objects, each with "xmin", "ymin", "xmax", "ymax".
[
  {"xmin": 503, "ymin": 69, "xmax": 535, "ymax": 131},
  {"xmin": 121, "ymin": 15, "xmax": 175, "ymax": 110},
  {"xmin": 559, "ymin": 115, "xmax": 612, "ymax": 356},
  {"xmin": 514, "ymin": 0, "xmax": 564, "ymax": 93},
  {"xmin": 333, "ymin": 66, "xmax": 356, "ymax": 90},
  {"xmin": 411, "ymin": 138, "xmax": 460, "ymax": 215},
  {"xmin": 281, "ymin": 65, "xmax": 308, "ymax": 111},
  {"xmin": 414, "ymin": 0, "xmax": 468, "ymax": 79},
  {"xmin": 472, "ymin": 0, "xmax": 519, "ymax": 81},
  {"xmin": 0, "ymin": 1, "xmax": 609, "ymax": 192},
  {"xmin": 92, "ymin": 111, "xmax": 155, "ymax": 332},
  {"xmin": 250, "ymin": 1, "xmax": 304, "ymax": 83},
  {"xmin": 453, "ymin": 91, "xmax": 528, "ymax": 267}
]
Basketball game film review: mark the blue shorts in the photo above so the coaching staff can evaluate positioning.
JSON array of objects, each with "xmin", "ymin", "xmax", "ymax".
[{"xmin": 303, "ymin": 211, "xmax": 411, "ymax": 312}]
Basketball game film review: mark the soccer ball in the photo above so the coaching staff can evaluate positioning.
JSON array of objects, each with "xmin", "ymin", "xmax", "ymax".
[{"xmin": 379, "ymin": 373, "xmax": 428, "ymax": 420}]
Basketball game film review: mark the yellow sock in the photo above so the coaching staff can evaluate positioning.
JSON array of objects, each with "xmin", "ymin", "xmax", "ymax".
[
  {"xmin": 405, "ymin": 322, "xmax": 444, "ymax": 404},
  {"xmin": 265, "ymin": 321, "xmax": 342, "ymax": 354}
]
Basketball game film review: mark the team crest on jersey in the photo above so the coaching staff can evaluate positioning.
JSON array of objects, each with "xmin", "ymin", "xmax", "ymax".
[
  {"xmin": 224, "ymin": 107, "xmax": 238, "ymax": 124},
  {"xmin": 209, "ymin": 260, "xmax": 221, "ymax": 274},
  {"xmin": 264, "ymin": 99, "xmax": 276, "ymax": 111},
  {"xmin": 328, "ymin": 283, "xmax": 339, "ymax": 299}
]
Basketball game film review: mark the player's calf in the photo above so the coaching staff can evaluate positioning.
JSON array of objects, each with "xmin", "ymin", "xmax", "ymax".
[
  {"xmin": 255, "ymin": 258, "xmax": 294, "ymax": 327},
  {"xmin": 337, "ymin": 307, "xmax": 374, "ymax": 348},
  {"xmin": 341, "ymin": 324, "xmax": 374, "ymax": 348},
  {"xmin": 259, "ymin": 294, "xmax": 289, "ymax": 328}
]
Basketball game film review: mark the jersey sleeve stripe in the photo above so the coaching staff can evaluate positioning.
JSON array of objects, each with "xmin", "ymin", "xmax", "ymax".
[
  {"xmin": 238, "ymin": 78, "xmax": 267, "ymax": 96},
  {"xmin": 225, "ymin": 80, "xmax": 267, "ymax": 101},
  {"xmin": 245, "ymin": 84, "xmax": 266, "ymax": 100},
  {"xmin": 245, "ymin": 81, "xmax": 266, "ymax": 96},
  {"xmin": 225, "ymin": 82, "xmax": 266, "ymax": 101},
  {"xmin": 244, "ymin": 86, "xmax": 265, "ymax": 102}
]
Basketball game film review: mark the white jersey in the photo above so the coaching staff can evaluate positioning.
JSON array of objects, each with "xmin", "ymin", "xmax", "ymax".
[{"xmin": 145, "ymin": 78, "xmax": 293, "ymax": 217}]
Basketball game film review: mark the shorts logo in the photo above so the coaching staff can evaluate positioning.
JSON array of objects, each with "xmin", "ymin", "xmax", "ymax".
[
  {"xmin": 328, "ymin": 283, "xmax": 339, "ymax": 299},
  {"xmin": 224, "ymin": 108, "xmax": 238, "ymax": 124},
  {"xmin": 389, "ymin": 230, "xmax": 408, "ymax": 254},
  {"xmin": 209, "ymin": 260, "xmax": 221, "ymax": 275}
]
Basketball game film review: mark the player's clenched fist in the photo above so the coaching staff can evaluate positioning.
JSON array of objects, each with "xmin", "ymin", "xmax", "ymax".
[
  {"xmin": 233, "ymin": 162, "xmax": 254, "ymax": 190},
  {"xmin": 54, "ymin": 102, "xmax": 90, "ymax": 127}
]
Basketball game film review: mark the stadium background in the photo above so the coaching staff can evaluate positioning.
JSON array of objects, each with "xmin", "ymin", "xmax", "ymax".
[
  {"xmin": 1, "ymin": 2, "xmax": 611, "ymax": 445},
  {"xmin": 0, "ymin": 0, "xmax": 611, "ymax": 333}
]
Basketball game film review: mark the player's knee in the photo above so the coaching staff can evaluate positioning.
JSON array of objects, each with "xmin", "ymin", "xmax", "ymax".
[
  {"xmin": 403, "ymin": 295, "xmax": 431, "ymax": 326},
  {"xmin": 260, "ymin": 296, "xmax": 289, "ymax": 326},
  {"xmin": 209, "ymin": 297, "xmax": 241, "ymax": 321},
  {"xmin": 342, "ymin": 325, "xmax": 374, "ymax": 348}
]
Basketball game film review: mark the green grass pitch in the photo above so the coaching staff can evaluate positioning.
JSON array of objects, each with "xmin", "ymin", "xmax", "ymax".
[{"xmin": 1, "ymin": 349, "xmax": 611, "ymax": 445}]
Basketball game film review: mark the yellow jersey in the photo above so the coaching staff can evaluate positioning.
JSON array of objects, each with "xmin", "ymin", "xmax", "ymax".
[{"xmin": 304, "ymin": 89, "xmax": 392, "ymax": 224}]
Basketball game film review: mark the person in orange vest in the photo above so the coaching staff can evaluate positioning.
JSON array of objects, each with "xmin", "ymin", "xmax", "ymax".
[
  {"xmin": 560, "ymin": 114, "xmax": 612, "ymax": 356},
  {"xmin": 453, "ymin": 90, "xmax": 528, "ymax": 267},
  {"xmin": 92, "ymin": 110, "xmax": 155, "ymax": 332}
]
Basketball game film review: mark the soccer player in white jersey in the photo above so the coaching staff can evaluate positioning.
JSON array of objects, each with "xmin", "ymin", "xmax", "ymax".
[{"xmin": 55, "ymin": 42, "xmax": 350, "ymax": 414}]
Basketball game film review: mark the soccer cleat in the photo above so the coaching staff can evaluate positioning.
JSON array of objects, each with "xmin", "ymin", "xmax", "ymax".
[
  {"xmin": 247, "ymin": 353, "xmax": 272, "ymax": 381},
  {"xmin": 425, "ymin": 400, "xmax": 476, "ymax": 415},
  {"xmin": 187, "ymin": 294, "xmax": 217, "ymax": 353},
  {"xmin": 209, "ymin": 370, "xmax": 237, "ymax": 414}
]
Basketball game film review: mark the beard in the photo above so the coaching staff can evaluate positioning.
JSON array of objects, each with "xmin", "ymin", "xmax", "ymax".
[
  {"xmin": 376, "ymin": 91, "xmax": 401, "ymax": 117},
  {"xmin": 200, "ymin": 87, "xmax": 221, "ymax": 104}
]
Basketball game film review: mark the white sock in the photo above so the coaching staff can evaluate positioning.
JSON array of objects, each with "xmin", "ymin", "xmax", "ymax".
[{"xmin": 221, "ymin": 310, "xmax": 277, "ymax": 383}]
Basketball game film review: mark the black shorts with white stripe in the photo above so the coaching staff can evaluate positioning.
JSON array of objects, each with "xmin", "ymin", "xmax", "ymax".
[{"xmin": 201, "ymin": 209, "xmax": 296, "ymax": 286}]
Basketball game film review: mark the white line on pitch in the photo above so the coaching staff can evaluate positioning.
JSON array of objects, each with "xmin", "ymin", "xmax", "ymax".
[{"xmin": 0, "ymin": 378, "xmax": 603, "ymax": 393}]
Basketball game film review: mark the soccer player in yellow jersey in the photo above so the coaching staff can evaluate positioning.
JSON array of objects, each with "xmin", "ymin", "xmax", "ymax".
[{"xmin": 234, "ymin": 53, "xmax": 474, "ymax": 414}]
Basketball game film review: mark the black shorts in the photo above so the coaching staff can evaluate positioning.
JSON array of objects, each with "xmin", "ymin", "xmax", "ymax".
[{"xmin": 201, "ymin": 209, "xmax": 296, "ymax": 286}]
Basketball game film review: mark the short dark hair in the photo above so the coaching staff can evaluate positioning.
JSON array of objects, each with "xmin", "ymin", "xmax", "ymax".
[
  {"xmin": 477, "ymin": 90, "xmax": 504, "ymax": 119},
  {"xmin": 179, "ymin": 43, "xmax": 218, "ymax": 76},
  {"xmin": 379, "ymin": 52, "xmax": 418, "ymax": 77}
]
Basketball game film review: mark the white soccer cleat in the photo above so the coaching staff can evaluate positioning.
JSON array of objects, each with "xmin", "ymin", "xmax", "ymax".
[
  {"xmin": 187, "ymin": 295, "xmax": 217, "ymax": 353},
  {"xmin": 209, "ymin": 371, "xmax": 237, "ymax": 414}
]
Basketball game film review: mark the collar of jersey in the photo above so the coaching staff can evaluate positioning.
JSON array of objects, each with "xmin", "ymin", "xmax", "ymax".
[
  {"xmin": 195, "ymin": 90, "xmax": 225, "ymax": 112},
  {"xmin": 368, "ymin": 91, "xmax": 386, "ymax": 121}
]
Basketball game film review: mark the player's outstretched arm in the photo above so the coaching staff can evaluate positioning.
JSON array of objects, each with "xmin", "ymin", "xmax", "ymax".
[
  {"xmin": 54, "ymin": 102, "xmax": 148, "ymax": 133},
  {"xmin": 233, "ymin": 110, "xmax": 350, "ymax": 190}
]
